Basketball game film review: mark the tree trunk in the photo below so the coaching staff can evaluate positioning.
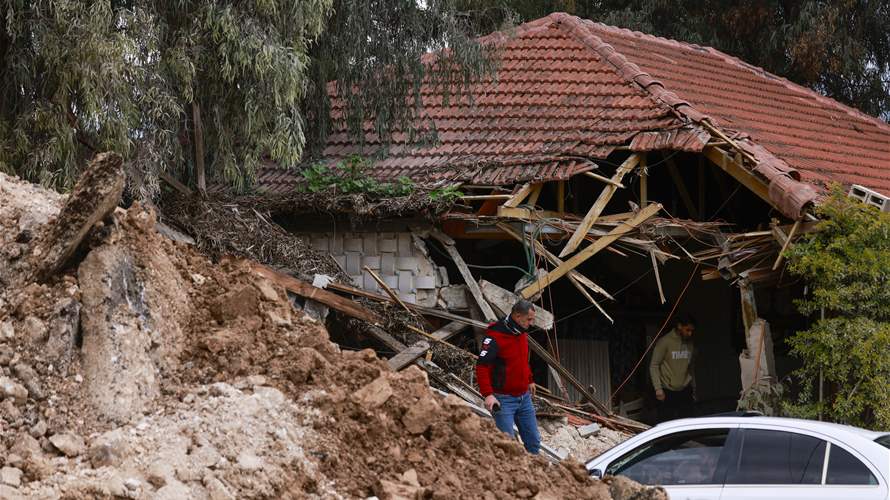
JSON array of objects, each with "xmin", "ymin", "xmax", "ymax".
[{"xmin": 192, "ymin": 100, "xmax": 206, "ymax": 196}]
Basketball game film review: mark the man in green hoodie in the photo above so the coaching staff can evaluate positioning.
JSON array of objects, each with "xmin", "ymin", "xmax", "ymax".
[{"xmin": 650, "ymin": 313, "xmax": 696, "ymax": 422}]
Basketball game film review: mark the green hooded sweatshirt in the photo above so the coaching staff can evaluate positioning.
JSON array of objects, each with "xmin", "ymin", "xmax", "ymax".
[{"xmin": 649, "ymin": 329, "xmax": 694, "ymax": 392}]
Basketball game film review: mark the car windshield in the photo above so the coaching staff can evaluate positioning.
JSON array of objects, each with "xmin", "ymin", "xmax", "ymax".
[{"xmin": 874, "ymin": 435, "xmax": 890, "ymax": 450}]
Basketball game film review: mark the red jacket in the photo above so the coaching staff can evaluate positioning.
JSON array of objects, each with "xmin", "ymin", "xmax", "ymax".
[{"xmin": 475, "ymin": 317, "xmax": 534, "ymax": 397}]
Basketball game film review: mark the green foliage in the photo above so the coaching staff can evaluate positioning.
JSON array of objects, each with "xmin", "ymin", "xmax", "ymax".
[
  {"xmin": 784, "ymin": 189, "xmax": 890, "ymax": 429},
  {"xmin": 456, "ymin": 0, "xmax": 890, "ymax": 119},
  {"xmin": 300, "ymin": 155, "xmax": 415, "ymax": 197},
  {"xmin": 428, "ymin": 185, "xmax": 464, "ymax": 203}
]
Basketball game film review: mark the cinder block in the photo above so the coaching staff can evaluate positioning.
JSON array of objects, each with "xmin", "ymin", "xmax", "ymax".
[
  {"xmin": 346, "ymin": 251, "xmax": 361, "ymax": 275},
  {"xmin": 350, "ymin": 275, "xmax": 362, "ymax": 287},
  {"xmin": 379, "ymin": 238, "xmax": 398, "ymax": 253},
  {"xmin": 330, "ymin": 234, "xmax": 344, "ymax": 254},
  {"xmin": 384, "ymin": 275, "xmax": 399, "ymax": 290},
  {"xmin": 396, "ymin": 256, "xmax": 418, "ymax": 272},
  {"xmin": 380, "ymin": 253, "xmax": 396, "ymax": 275},
  {"xmin": 345, "ymin": 237, "xmax": 363, "ymax": 252},
  {"xmin": 363, "ymin": 235, "xmax": 378, "ymax": 255},
  {"xmin": 362, "ymin": 271, "xmax": 380, "ymax": 292},
  {"xmin": 399, "ymin": 292, "xmax": 417, "ymax": 304},
  {"xmin": 415, "ymin": 275, "xmax": 436, "ymax": 290},
  {"xmin": 398, "ymin": 271, "xmax": 413, "ymax": 293},
  {"xmin": 416, "ymin": 289, "xmax": 437, "ymax": 307},
  {"xmin": 397, "ymin": 233, "xmax": 413, "ymax": 256},
  {"xmin": 311, "ymin": 237, "xmax": 329, "ymax": 252},
  {"xmin": 362, "ymin": 255, "xmax": 381, "ymax": 269}
]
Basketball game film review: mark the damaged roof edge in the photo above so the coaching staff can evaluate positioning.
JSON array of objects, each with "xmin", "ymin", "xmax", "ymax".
[{"xmin": 548, "ymin": 12, "xmax": 820, "ymax": 219}]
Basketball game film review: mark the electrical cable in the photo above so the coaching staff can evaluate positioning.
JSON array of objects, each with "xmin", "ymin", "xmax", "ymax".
[{"xmin": 609, "ymin": 262, "xmax": 700, "ymax": 400}]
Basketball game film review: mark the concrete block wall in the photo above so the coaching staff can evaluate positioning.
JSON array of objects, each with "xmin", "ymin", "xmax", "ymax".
[{"xmin": 305, "ymin": 231, "xmax": 449, "ymax": 307}]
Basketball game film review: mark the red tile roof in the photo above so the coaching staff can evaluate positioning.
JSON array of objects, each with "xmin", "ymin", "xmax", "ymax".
[
  {"xmin": 573, "ymin": 14, "xmax": 890, "ymax": 199},
  {"xmin": 258, "ymin": 13, "xmax": 890, "ymax": 217}
]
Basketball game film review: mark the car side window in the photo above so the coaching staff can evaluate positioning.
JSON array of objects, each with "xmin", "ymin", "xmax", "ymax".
[
  {"xmin": 605, "ymin": 429, "xmax": 729, "ymax": 486},
  {"xmin": 726, "ymin": 429, "xmax": 826, "ymax": 485},
  {"xmin": 826, "ymin": 445, "xmax": 877, "ymax": 485}
]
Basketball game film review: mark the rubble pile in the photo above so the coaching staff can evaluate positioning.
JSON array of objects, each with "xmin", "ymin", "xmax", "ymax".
[{"xmin": 0, "ymin": 154, "xmax": 664, "ymax": 499}]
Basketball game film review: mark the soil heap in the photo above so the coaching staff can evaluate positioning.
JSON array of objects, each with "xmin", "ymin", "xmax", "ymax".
[{"xmin": 0, "ymin": 154, "xmax": 666, "ymax": 499}]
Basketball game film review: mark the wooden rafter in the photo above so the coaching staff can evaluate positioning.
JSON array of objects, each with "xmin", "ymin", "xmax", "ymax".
[
  {"xmin": 559, "ymin": 154, "xmax": 640, "ymax": 257},
  {"xmin": 703, "ymin": 146, "xmax": 774, "ymax": 210},
  {"xmin": 557, "ymin": 181, "xmax": 565, "ymax": 212},
  {"xmin": 522, "ymin": 203, "xmax": 662, "ymax": 298},
  {"xmin": 526, "ymin": 183, "xmax": 544, "ymax": 207},
  {"xmin": 503, "ymin": 183, "xmax": 535, "ymax": 208},
  {"xmin": 428, "ymin": 230, "xmax": 498, "ymax": 321}
]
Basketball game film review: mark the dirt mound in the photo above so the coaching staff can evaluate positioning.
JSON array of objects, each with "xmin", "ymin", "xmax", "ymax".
[{"xmin": 0, "ymin": 157, "xmax": 665, "ymax": 499}]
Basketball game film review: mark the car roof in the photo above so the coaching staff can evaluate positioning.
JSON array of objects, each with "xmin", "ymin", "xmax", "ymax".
[{"xmin": 653, "ymin": 415, "xmax": 889, "ymax": 441}]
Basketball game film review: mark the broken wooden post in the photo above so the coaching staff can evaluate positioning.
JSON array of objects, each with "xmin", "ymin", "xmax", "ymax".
[
  {"xmin": 479, "ymin": 280, "xmax": 554, "ymax": 330},
  {"xmin": 29, "ymin": 152, "xmax": 125, "ymax": 282},
  {"xmin": 560, "ymin": 154, "xmax": 639, "ymax": 257},
  {"xmin": 503, "ymin": 183, "xmax": 535, "ymax": 208},
  {"xmin": 387, "ymin": 322, "xmax": 468, "ymax": 371},
  {"xmin": 428, "ymin": 230, "xmax": 498, "ymax": 322},
  {"xmin": 772, "ymin": 218, "xmax": 801, "ymax": 270},
  {"xmin": 522, "ymin": 203, "xmax": 662, "ymax": 298}
]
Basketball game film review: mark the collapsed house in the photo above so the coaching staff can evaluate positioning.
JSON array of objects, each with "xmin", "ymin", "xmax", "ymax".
[{"xmin": 181, "ymin": 13, "xmax": 890, "ymax": 424}]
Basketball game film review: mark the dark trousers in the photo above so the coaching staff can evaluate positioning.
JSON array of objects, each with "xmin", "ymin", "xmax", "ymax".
[{"xmin": 657, "ymin": 386, "xmax": 694, "ymax": 423}]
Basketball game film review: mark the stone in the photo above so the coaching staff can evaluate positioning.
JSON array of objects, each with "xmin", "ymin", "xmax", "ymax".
[
  {"xmin": 155, "ymin": 480, "xmax": 192, "ymax": 500},
  {"xmin": 191, "ymin": 445, "xmax": 222, "ymax": 468},
  {"xmin": 10, "ymin": 434, "xmax": 40, "ymax": 458},
  {"xmin": 28, "ymin": 420, "xmax": 47, "ymax": 438},
  {"xmin": 0, "ymin": 321, "xmax": 13, "ymax": 341},
  {"xmin": 0, "ymin": 467, "xmax": 22, "ymax": 487},
  {"xmin": 124, "ymin": 478, "xmax": 142, "ymax": 491},
  {"xmin": 0, "ymin": 377, "xmax": 28, "ymax": 404},
  {"xmin": 352, "ymin": 376, "xmax": 393, "ymax": 410},
  {"xmin": 265, "ymin": 309, "xmax": 291, "ymax": 327},
  {"xmin": 0, "ymin": 345, "xmax": 13, "ymax": 366},
  {"xmin": 204, "ymin": 477, "xmax": 236, "ymax": 500},
  {"xmin": 236, "ymin": 452, "xmax": 264, "ymax": 471},
  {"xmin": 578, "ymin": 422, "xmax": 601, "ymax": 438},
  {"xmin": 0, "ymin": 485, "xmax": 24, "ymax": 500},
  {"xmin": 147, "ymin": 461, "xmax": 174, "ymax": 488},
  {"xmin": 21, "ymin": 316, "xmax": 47, "ymax": 343},
  {"xmin": 401, "ymin": 469, "xmax": 420, "ymax": 488},
  {"xmin": 209, "ymin": 382, "xmax": 239, "ymax": 397},
  {"xmin": 1, "ymin": 399, "xmax": 22, "ymax": 421},
  {"xmin": 377, "ymin": 479, "xmax": 422, "ymax": 500},
  {"xmin": 13, "ymin": 364, "xmax": 43, "ymax": 400},
  {"xmin": 49, "ymin": 432, "xmax": 86, "ymax": 457},
  {"xmin": 253, "ymin": 279, "xmax": 280, "ymax": 302},
  {"xmin": 401, "ymin": 397, "xmax": 439, "ymax": 435},
  {"xmin": 210, "ymin": 286, "xmax": 261, "ymax": 323},
  {"xmin": 245, "ymin": 375, "xmax": 267, "ymax": 387},
  {"xmin": 88, "ymin": 429, "xmax": 129, "ymax": 468}
]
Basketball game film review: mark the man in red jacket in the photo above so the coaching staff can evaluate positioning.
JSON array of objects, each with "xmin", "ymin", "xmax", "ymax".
[{"xmin": 476, "ymin": 299, "xmax": 541, "ymax": 454}]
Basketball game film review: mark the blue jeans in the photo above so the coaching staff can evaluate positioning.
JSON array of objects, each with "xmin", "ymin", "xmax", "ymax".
[{"xmin": 492, "ymin": 392, "xmax": 541, "ymax": 454}]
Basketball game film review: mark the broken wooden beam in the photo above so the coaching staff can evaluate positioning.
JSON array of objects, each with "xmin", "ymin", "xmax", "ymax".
[
  {"xmin": 503, "ymin": 183, "xmax": 535, "ymax": 208},
  {"xmin": 583, "ymin": 171, "xmax": 625, "ymax": 188},
  {"xmin": 649, "ymin": 249, "xmax": 666, "ymax": 304},
  {"xmin": 429, "ymin": 230, "xmax": 498, "ymax": 321},
  {"xmin": 248, "ymin": 262, "xmax": 382, "ymax": 324},
  {"xmin": 387, "ymin": 341, "xmax": 430, "ymax": 370},
  {"xmin": 521, "ymin": 203, "xmax": 662, "ymax": 298},
  {"xmin": 479, "ymin": 280, "xmax": 554, "ymax": 329},
  {"xmin": 772, "ymin": 218, "xmax": 801, "ymax": 270},
  {"xmin": 560, "ymin": 154, "xmax": 640, "ymax": 257}
]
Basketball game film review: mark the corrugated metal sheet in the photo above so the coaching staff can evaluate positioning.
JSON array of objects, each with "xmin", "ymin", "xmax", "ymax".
[{"xmin": 547, "ymin": 339, "xmax": 611, "ymax": 410}]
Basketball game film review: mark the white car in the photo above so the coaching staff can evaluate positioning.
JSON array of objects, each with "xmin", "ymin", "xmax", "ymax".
[{"xmin": 585, "ymin": 414, "xmax": 890, "ymax": 500}]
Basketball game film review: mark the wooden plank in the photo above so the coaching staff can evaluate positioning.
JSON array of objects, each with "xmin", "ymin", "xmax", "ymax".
[
  {"xmin": 429, "ymin": 230, "xmax": 498, "ymax": 321},
  {"xmin": 248, "ymin": 262, "xmax": 382, "ymax": 324},
  {"xmin": 666, "ymin": 158, "xmax": 700, "ymax": 219},
  {"xmin": 503, "ymin": 183, "xmax": 534, "ymax": 208},
  {"xmin": 557, "ymin": 181, "xmax": 565, "ymax": 213},
  {"xmin": 649, "ymin": 249, "xmax": 666, "ymax": 304},
  {"xmin": 495, "ymin": 223, "xmax": 613, "ymax": 300},
  {"xmin": 703, "ymin": 146, "xmax": 774, "ymax": 209},
  {"xmin": 479, "ymin": 280, "xmax": 554, "ymax": 330},
  {"xmin": 526, "ymin": 183, "xmax": 543, "ymax": 207},
  {"xmin": 496, "ymin": 206, "xmax": 572, "ymax": 221},
  {"xmin": 459, "ymin": 194, "xmax": 513, "ymax": 201},
  {"xmin": 584, "ymin": 171, "xmax": 625, "ymax": 188},
  {"xmin": 560, "ymin": 154, "xmax": 640, "ymax": 257},
  {"xmin": 522, "ymin": 203, "xmax": 662, "ymax": 298},
  {"xmin": 387, "ymin": 341, "xmax": 431, "ymax": 371},
  {"xmin": 772, "ymin": 219, "xmax": 801, "ymax": 270}
]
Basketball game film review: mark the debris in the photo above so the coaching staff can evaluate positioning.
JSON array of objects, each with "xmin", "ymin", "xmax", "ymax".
[
  {"xmin": 48, "ymin": 432, "xmax": 86, "ymax": 457},
  {"xmin": 579, "ymin": 422, "xmax": 601, "ymax": 438},
  {"xmin": 0, "ymin": 377, "xmax": 28, "ymax": 404},
  {"xmin": 1, "ymin": 467, "xmax": 23, "ymax": 487}
]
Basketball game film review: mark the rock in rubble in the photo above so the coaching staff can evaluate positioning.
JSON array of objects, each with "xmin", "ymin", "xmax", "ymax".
[
  {"xmin": 28, "ymin": 420, "xmax": 47, "ymax": 438},
  {"xmin": 401, "ymin": 396, "xmax": 440, "ymax": 435},
  {"xmin": 49, "ymin": 432, "xmax": 86, "ymax": 457},
  {"xmin": 0, "ymin": 345, "xmax": 13, "ymax": 366},
  {"xmin": 88, "ymin": 429, "xmax": 130, "ymax": 468},
  {"xmin": 0, "ymin": 467, "xmax": 23, "ymax": 487},
  {"xmin": 0, "ymin": 320, "xmax": 13, "ymax": 341},
  {"xmin": 377, "ymin": 478, "xmax": 424, "ymax": 500},
  {"xmin": 606, "ymin": 475, "xmax": 669, "ymax": 500},
  {"xmin": 0, "ymin": 377, "xmax": 28, "ymax": 404},
  {"xmin": 0, "ymin": 485, "xmax": 24, "ymax": 500},
  {"xmin": 352, "ymin": 376, "xmax": 393, "ymax": 410},
  {"xmin": 13, "ymin": 363, "xmax": 44, "ymax": 400}
]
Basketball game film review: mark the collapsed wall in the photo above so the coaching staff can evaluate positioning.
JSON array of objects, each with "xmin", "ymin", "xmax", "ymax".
[{"xmin": 0, "ymin": 156, "xmax": 665, "ymax": 499}]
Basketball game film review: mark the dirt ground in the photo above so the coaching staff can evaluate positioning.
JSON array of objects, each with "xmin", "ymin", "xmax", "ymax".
[{"xmin": 0, "ymin": 158, "xmax": 664, "ymax": 500}]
